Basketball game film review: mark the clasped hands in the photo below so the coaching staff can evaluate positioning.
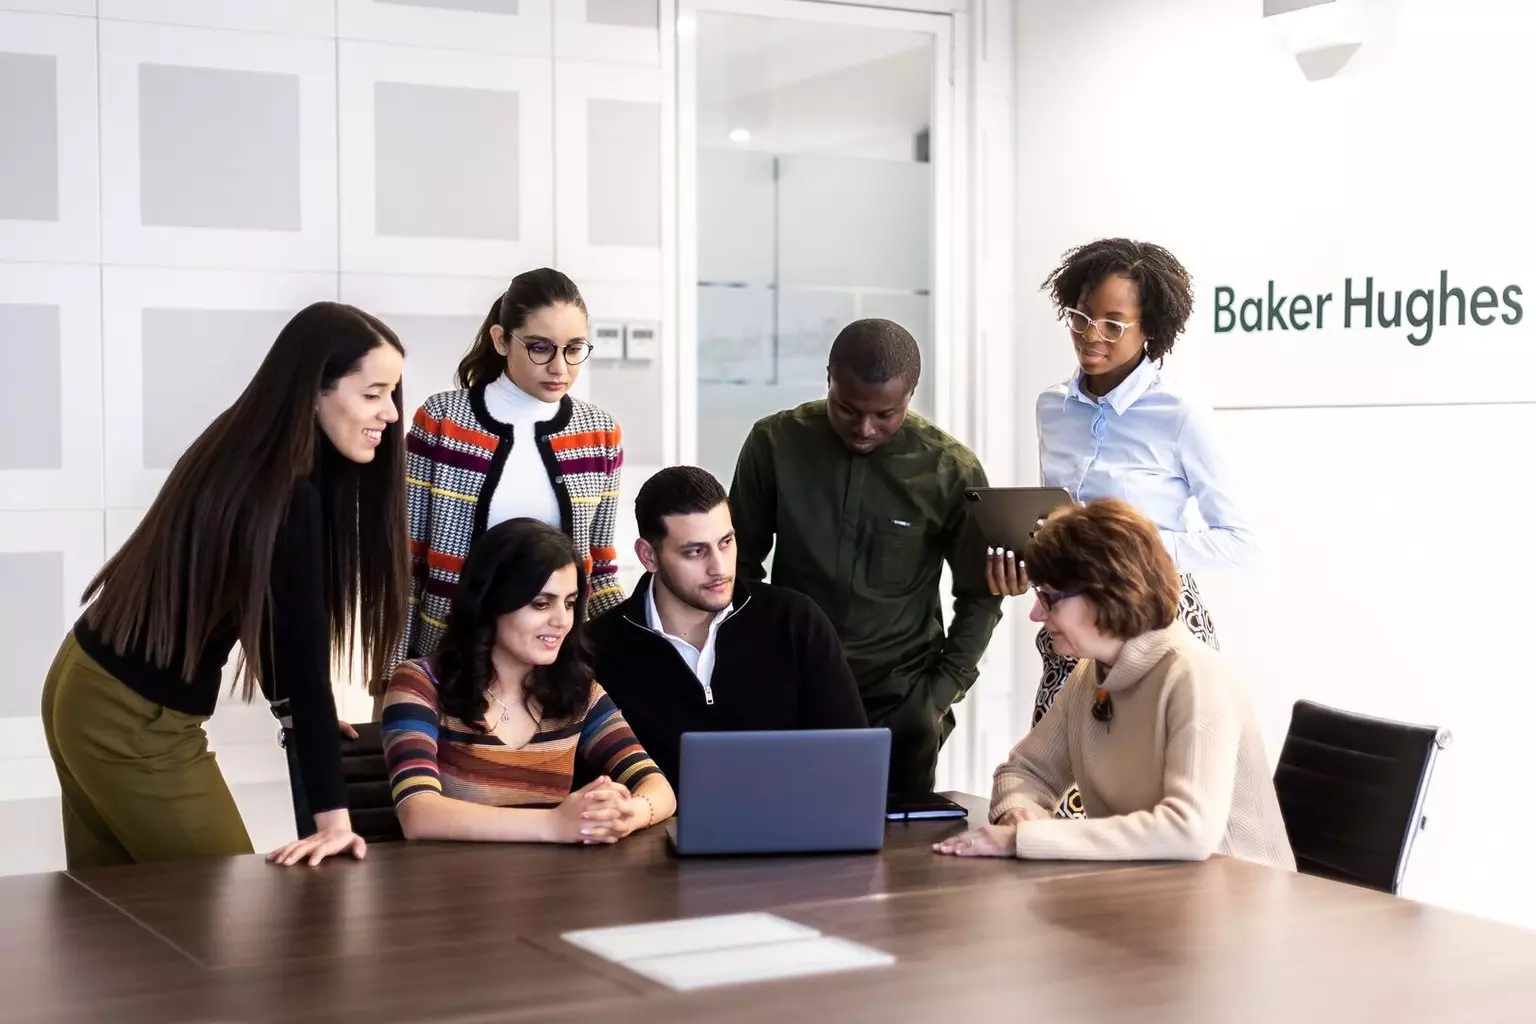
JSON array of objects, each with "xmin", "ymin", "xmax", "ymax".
[{"xmin": 549, "ymin": 776, "xmax": 654, "ymax": 845}]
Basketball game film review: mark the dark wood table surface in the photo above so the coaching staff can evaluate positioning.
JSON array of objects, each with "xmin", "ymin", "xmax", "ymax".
[{"xmin": 9, "ymin": 794, "xmax": 1536, "ymax": 1023}]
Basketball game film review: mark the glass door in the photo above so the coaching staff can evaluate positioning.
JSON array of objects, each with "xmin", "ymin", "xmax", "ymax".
[{"xmin": 676, "ymin": 0, "xmax": 952, "ymax": 483}]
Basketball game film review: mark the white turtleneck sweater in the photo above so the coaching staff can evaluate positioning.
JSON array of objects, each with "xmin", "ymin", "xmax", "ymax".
[
  {"xmin": 482, "ymin": 374, "xmax": 563, "ymax": 531},
  {"xmin": 991, "ymin": 622, "xmax": 1295, "ymax": 870}
]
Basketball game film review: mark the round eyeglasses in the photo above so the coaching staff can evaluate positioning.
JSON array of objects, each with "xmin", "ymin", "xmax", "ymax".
[
  {"xmin": 1062, "ymin": 308, "xmax": 1139, "ymax": 343},
  {"xmin": 516, "ymin": 335, "xmax": 592, "ymax": 366}
]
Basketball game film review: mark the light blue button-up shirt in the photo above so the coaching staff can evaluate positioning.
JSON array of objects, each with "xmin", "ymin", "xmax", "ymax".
[{"xmin": 1035, "ymin": 356, "xmax": 1258, "ymax": 573}]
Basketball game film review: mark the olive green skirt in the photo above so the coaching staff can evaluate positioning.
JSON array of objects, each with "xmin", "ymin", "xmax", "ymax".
[{"xmin": 40, "ymin": 635, "xmax": 254, "ymax": 868}]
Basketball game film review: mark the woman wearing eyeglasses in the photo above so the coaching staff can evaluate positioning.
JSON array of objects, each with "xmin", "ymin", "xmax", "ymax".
[
  {"xmin": 941, "ymin": 499, "xmax": 1290, "ymax": 868},
  {"xmin": 987, "ymin": 238, "xmax": 1257, "ymax": 815},
  {"xmin": 395, "ymin": 268, "xmax": 625, "ymax": 673}
]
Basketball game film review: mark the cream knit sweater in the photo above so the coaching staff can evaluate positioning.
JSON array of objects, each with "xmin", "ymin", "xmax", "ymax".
[{"xmin": 992, "ymin": 622, "xmax": 1295, "ymax": 869}]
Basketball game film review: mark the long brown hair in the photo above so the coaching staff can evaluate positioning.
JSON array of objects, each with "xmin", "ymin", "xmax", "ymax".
[
  {"xmin": 457, "ymin": 268, "xmax": 587, "ymax": 389},
  {"xmin": 82, "ymin": 301, "xmax": 410, "ymax": 699}
]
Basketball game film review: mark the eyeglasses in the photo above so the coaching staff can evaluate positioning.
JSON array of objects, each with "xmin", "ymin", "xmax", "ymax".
[
  {"xmin": 515, "ymin": 335, "xmax": 591, "ymax": 366},
  {"xmin": 1035, "ymin": 587, "xmax": 1080, "ymax": 612},
  {"xmin": 1063, "ymin": 308, "xmax": 1139, "ymax": 343}
]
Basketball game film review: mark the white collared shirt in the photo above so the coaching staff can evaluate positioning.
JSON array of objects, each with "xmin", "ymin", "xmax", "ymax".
[
  {"xmin": 1035, "ymin": 356, "xmax": 1259, "ymax": 573},
  {"xmin": 644, "ymin": 580, "xmax": 733, "ymax": 701}
]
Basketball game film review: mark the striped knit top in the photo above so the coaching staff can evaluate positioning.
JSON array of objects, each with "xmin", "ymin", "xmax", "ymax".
[
  {"xmin": 380, "ymin": 658, "xmax": 662, "ymax": 808},
  {"xmin": 396, "ymin": 385, "xmax": 624, "ymax": 668}
]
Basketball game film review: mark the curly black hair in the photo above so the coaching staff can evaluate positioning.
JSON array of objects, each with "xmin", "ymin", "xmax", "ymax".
[
  {"xmin": 435, "ymin": 518, "xmax": 592, "ymax": 730},
  {"xmin": 1041, "ymin": 238, "xmax": 1194, "ymax": 362}
]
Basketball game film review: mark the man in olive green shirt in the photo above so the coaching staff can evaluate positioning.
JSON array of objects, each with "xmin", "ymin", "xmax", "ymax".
[{"xmin": 728, "ymin": 318, "xmax": 1003, "ymax": 795}]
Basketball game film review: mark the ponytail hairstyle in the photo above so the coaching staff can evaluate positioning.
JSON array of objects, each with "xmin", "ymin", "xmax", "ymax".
[
  {"xmin": 456, "ymin": 268, "xmax": 588, "ymax": 389},
  {"xmin": 434, "ymin": 518, "xmax": 593, "ymax": 729}
]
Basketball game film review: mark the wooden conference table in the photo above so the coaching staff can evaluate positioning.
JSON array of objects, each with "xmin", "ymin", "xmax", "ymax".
[{"xmin": 8, "ymin": 794, "xmax": 1536, "ymax": 1023}]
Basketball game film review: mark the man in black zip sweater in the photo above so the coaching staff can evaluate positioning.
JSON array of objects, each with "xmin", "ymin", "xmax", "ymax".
[{"xmin": 587, "ymin": 466, "xmax": 868, "ymax": 787}]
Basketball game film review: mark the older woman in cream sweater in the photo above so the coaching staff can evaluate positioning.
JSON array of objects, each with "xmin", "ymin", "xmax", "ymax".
[{"xmin": 936, "ymin": 498, "xmax": 1293, "ymax": 869}]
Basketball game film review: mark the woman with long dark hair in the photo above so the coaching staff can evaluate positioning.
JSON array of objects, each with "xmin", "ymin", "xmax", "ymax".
[
  {"xmin": 40, "ymin": 301, "xmax": 410, "ymax": 868},
  {"xmin": 395, "ymin": 268, "xmax": 625, "ymax": 676},
  {"xmin": 381, "ymin": 519, "xmax": 674, "ymax": 844}
]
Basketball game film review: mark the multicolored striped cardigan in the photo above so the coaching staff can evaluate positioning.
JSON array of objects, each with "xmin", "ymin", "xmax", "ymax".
[{"xmin": 395, "ymin": 385, "xmax": 624, "ymax": 668}]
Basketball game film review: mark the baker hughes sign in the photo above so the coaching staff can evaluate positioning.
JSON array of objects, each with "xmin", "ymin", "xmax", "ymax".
[{"xmin": 1213, "ymin": 272, "xmax": 1523, "ymax": 346}]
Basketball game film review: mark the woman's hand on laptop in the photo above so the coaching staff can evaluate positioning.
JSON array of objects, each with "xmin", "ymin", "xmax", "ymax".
[{"xmin": 933, "ymin": 824, "xmax": 1016, "ymax": 859}]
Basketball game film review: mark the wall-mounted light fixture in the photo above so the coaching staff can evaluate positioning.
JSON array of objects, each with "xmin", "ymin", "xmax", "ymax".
[
  {"xmin": 1264, "ymin": 0, "xmax": 1367, "ymax": 81},
  {"xmin": 728, "ymin": 128, "xmax": 751, "ymax": 143}
]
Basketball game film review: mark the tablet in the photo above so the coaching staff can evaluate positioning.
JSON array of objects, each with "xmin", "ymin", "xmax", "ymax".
[{"xmin": 963, "ymin": 486, "xmax": 1074, "ymax": 555}]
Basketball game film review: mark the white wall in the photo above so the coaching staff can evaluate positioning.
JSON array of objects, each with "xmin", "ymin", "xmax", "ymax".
[
  {"xmin": 1015, "ymin": 0, "xmax": 1536, "ymax": 927},
  {"xmin": 0, "ymin": 0, "xmax": 665, "ymax": 874}
]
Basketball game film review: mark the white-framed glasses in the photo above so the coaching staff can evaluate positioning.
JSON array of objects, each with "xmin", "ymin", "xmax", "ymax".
[{"xmin": 1063, "ymin": 308, "xmax": 1139, "ymax": 343}]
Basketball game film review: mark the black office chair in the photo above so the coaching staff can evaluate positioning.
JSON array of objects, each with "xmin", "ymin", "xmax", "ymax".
[
  {"xmin": 338, "ymin": 722, "xmax": 405, "ymax": 843},
  {"xmin": 282, "ymin": 720, "xmax": 404, "ymax": 844},
  {"xmin": 1272, "ymin": 699, "xmax": 1449, "ymax": 895}
]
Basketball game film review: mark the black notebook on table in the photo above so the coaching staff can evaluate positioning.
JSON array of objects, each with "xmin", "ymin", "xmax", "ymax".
[{"xmin": 885, "ymin": 793, "xmax": 969, "ymax": 821}]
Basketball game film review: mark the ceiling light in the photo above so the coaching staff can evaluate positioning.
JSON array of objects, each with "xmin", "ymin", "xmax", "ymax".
[{"xmin": 729, "ymin": 128, "xmax": 751, "ymax": 143}]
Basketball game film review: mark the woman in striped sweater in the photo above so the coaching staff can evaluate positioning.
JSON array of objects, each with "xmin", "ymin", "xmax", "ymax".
[
  {"xmin": 382, "ymin": 519, "xmax": 674, "ymax": 843},
  {"xmin": 395, "ymin": 268, "xmax": 625, "ymax": 675}
]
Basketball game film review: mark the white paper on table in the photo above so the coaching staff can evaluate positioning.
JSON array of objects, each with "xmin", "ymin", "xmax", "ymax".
[
  {"xmin": 623, "ymin": 935, "xmax": 896, "ymax": 992},
  {"xmin": 561, "ymin": 912, "xmax": 821, "ymax": 963}
]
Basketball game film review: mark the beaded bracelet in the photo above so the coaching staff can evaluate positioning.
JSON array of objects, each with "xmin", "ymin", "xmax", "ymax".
[{"xmin": 639, "ymin": 793, "xmax": 656, "ymax": 829}]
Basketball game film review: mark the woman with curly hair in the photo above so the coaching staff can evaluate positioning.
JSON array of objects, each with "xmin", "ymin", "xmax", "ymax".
[
  {"xmin": 381, "ymin": 518, "xmax": 675, "ymax": 844},
  {"xmin": 988, "ymin": 239, "xmax": 1258, "ymax": 815}
]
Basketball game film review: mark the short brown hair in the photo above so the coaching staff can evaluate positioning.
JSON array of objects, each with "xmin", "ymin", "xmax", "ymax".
[{"xmin": 1024, "ymin": 498, "xmax": 1179, "ymax": 639}]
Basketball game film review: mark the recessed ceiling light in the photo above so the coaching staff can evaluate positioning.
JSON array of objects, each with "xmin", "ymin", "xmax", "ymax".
[{"xmin": 728, "ymin": 128, "xmax": 751, "ymax": 143}]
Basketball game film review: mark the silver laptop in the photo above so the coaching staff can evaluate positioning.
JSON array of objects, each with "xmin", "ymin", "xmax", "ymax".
[{"xmin": 665, "ymin": 728, "xmax": 891, "ymax": 855}]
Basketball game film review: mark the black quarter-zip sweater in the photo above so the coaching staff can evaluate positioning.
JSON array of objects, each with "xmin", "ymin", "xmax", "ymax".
[{"xmin": 586, "ymin": 575, "xmax": 868, "ymax": 785}]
